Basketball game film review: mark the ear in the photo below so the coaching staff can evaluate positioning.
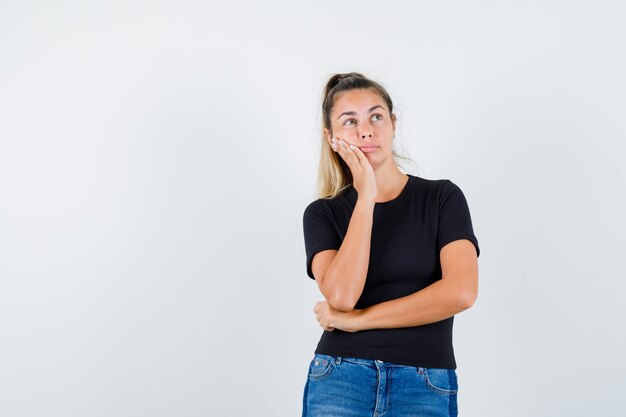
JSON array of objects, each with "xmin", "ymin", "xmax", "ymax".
[
  {"xmin": 391, "ymin": 113, "xmax": 397, "ymax": 136},
  {"xmin": 323, "ymin": 128, "xmax": 333, "ymax": 146}
]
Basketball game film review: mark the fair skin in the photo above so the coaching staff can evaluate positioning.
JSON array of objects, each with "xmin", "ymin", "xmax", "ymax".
[
  {"xmin": 312, "ymin": 88, "xmax": 479, "ymax": 332},
  {"xmin": 312, "ymin": 88, "xmax": 408, "ymax": 312}
]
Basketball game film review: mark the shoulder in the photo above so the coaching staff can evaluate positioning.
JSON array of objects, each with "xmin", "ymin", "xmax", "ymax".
[
  {"xmin": 413, "ymin": 175, "xmax": 465, "ymax": 192},
  {"xmin": 410, "ymin": 175, "xmax": 457, "ymax": 197},
  {"xmin": 409, "ymin": 176, "xmax": 472, "ymax": 211},
  {"xmin": 303, "ymin": 196, "xmax": 343, "ymax": 224},
  {"xmin": 303, "ymin": 188, "xmax": 355, "ymax": 217},
  {"xmin": 303, "ymin": 198, "xmax": 327, "ymax": 218}
]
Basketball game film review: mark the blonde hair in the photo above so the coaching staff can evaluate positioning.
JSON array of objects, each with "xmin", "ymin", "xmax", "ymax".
[{"xmin": 315, "ymin": 72, "xmax": 416, "ymax": 199}]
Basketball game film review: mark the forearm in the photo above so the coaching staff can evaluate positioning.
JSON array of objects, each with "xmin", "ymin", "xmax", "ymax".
[
  {"xmin": 322, "ymin": 198, "xmax": 375, "ymax": 311},
  {"xmin": 353, "ymin": 279, "xmax": 471, "ymax": 330}
]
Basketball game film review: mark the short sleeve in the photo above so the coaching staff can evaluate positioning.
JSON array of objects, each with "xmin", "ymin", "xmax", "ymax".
[
  {"xmin": 438, "ymin": 180, "xmax": 480, "ymax": 257},
  {"xmin": 302, "ymin": 200, "xmax": 341, "ymax": 280}
]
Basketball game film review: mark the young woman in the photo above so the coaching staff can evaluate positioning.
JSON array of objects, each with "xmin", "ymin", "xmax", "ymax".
[{"xmin": 301, "ymin": 72, "xmax": 480, "ymax": 417}]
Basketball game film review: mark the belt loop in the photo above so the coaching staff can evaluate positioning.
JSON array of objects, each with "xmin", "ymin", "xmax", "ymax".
[{"xmin": 335, "ymin": 356, "xmax": 342, "ymax": 365}]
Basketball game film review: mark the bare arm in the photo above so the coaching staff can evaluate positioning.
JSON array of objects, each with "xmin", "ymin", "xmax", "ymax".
[
  {"xmin": 312, "ymin": 138, "xmax": 377, "ymax": 312},
  {"xmin": 352, "ymin": 239, "xmax": 478, "ymax": 330},
  {"xmin": 314, "ymin": 239, "xmax": 479, "ymax": 331},
  {"xmin": 313, "ymin": 197, "xmax": 375, "ymax": 312}
]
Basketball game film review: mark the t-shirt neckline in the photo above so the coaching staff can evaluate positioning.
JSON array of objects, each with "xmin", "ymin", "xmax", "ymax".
[{"xmin": 347, "ymin": 174, "xmax": 415, "ymax": 208}]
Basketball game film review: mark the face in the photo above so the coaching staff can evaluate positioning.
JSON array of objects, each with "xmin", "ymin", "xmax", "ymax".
[{"xmin": 324, "ymin": 88, "xmax": 396, "ymax": 169}]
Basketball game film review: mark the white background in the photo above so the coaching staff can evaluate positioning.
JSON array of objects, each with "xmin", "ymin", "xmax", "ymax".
[{"xmin": 1, "ymin": 1, "xmax": 625, "ymax": 416}]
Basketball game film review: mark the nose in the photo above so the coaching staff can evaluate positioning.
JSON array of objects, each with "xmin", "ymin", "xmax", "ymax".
[{"xmin": 359, "ymin": 126, "xmax": 373, "ymax": 140}]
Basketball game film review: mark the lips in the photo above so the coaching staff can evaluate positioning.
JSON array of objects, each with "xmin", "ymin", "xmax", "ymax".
[{"xmin": 359, "ymin": 146, "xmax": 379, "ymax": 153}]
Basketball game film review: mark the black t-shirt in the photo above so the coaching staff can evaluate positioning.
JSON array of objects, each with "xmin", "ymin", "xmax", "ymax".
[{"xmin": 302, "ymin": 174, "xmax": 480, "ymax": 369}]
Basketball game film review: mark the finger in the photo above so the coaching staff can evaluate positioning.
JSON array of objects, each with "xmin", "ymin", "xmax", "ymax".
[
  {"xmin": 336, "ymin": 138, "xmax": 359, "ymax": 170},
  {"xmin": 338, "ymin": 138, "xmax": 356, "ymax": 153},
  {"xmin": 331, "ymin": 137, "xmax": 345, "ymax": 153},
  {"xmin": 348, "ymin": 143, "xmax": 368, "ymax": 164},
  {"xmin": 332, "ymin": 136, "xmax": 354, "ymax": 146},
  {"xmin": 341, "ymin": 139, "xmax": 362, "ymax": 165}
]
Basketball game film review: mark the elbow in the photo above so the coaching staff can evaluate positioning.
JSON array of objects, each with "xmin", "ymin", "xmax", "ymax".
[
  {"xmin": 459, "ymin": 290, "xmax": 477, "ymax": 310},
  {"xmin": 328, "ymin": 298, "xmax": 356, "ymax": 313},
  {"xmin": 320, "ymin": 272, "xmax": 359, "ymax": 312},
  {"xmin": 327, "ymin": 294, "xmax": 357, "ymax": 312}
]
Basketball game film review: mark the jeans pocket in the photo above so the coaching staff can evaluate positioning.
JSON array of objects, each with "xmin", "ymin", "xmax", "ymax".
[
  {"xmin": 307, "ymin": 354, "xmax": 335, "ymax": 381},
  {"xmin": 424, "ymin": 368, "xmax": 458, "ymax": 396}
]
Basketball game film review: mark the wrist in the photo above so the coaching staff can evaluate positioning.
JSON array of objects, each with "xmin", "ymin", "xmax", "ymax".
[
  {"xmin": 352, "ymin": 308, "xmax": 369, "ymax": 332},
  {"xmin": 356, "ymin": 197, "xmax": 375, "ymax": 209}
]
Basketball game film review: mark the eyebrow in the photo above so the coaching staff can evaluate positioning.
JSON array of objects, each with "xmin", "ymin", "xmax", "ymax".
[{"xmin": 337, "ymin": 105, "xmax": 385, "ymax": 120}]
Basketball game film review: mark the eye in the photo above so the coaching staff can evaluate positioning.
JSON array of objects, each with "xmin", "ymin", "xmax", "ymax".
[
  {"xmin": 343, "ymin": 118, "xmax": 356, "ymax": 126},
  {"xmin": 371, "ymin": 114, "xmax": 383, "ymax": 121}
]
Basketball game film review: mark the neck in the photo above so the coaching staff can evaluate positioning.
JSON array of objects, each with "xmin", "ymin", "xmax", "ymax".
[{"xmin": 373, "ymin": 165, "xmax": 408, "ymax": 203}]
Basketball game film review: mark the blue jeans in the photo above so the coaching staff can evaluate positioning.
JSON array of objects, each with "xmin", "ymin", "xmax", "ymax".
[{"xmin": 302, "ymin": 354, "xmax": 458, "ymax": 417}]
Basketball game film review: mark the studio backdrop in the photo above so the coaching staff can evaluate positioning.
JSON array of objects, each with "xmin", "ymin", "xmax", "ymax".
[{"xmin": 1, "ymin": 1, "xmax": 624, "ymax": 416}]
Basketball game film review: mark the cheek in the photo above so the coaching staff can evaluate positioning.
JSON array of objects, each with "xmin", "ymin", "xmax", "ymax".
[
  {"xmin": 335, "ymin": 126, "xmax": 357, "ymax": 139},
  {"xmin": 374, "ymin": 120, "xmax": 392, "ymax": 130},
  {"xmin": 372, "ymin": 125, "xmax": 391, "ymax": 138}
]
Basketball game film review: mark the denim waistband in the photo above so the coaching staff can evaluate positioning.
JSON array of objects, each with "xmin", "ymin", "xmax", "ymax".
[{"xmin": 314, "ymin": 353, "xmax": 424, "ymax": 370}]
